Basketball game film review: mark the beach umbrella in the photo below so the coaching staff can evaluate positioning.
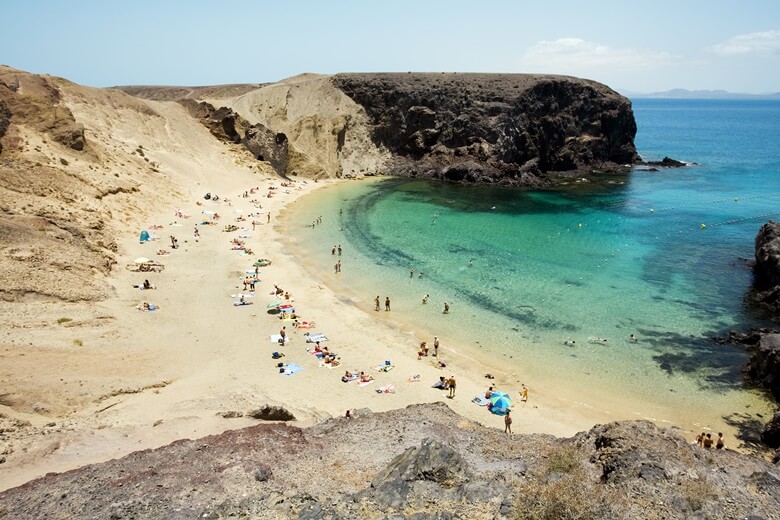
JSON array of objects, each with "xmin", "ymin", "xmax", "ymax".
[
  {"xmin": 267, "ymin": 300, "xmax": 282, "ymax": 309},
  {"xmin": 134, "ymin": 257, "xmax": 150, "ymax": 264},
  {"xmin": 489, "ymin": 391, "xmax": 512, "ymax": 415}
]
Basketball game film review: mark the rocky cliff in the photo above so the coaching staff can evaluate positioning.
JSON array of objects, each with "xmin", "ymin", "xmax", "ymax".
[
  {"xmin": 122, "ymin": 72, "xmax": 639, "ymax": 187},
  {"xmin": 0, "ymin": 403, "xmax": 777, "ymax": 520},
  {"xmin": 332, "ymin": 73, "xmax": 639, "ymax": 186}
]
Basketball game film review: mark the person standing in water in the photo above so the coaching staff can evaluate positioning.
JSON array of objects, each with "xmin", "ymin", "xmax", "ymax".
[
  {"xmin": 385, "ymin": 297, "xmax": 391, "ymax": 311},
  {"xmin": 374, "ymin": 296, "xmax": 380, "ymax": 312},
  {"xmin": 422, "ymin": 294, "xmax": 429, "ymax": 304},
  {"xmin": 443, "ymin": 302, "xmax": 450, "ymax": 314}
]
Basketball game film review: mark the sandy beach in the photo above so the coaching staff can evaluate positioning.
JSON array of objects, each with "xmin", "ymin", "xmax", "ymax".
[{"xmin": 0, "ymin": 171, "xmax": 610, "ymax": 492}]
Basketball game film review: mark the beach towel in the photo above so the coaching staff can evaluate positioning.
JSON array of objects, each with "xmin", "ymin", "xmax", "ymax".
[
  {"xmin": 358, "ymin": 379, "xmax": 374, "ymax": 387},
  {"xmin": 281, "ymin": 363, "xmax": 302, "ymax": 376},
  {"xmin": 408, "ymin": 375, "xmax": 421, "ymax": 383},
  {"xmin": 305, "ymin": 333, "xmax": 328, "ymax": 343},
  {"xmin": 270, "ymin": 334, "xmax": 289, "ymax": 344},
  {"xmin": 471, "ymin": 395, "xmax": 490, "ymax": 406},
  {"xmin": 376, "ymin": 384, "xmax": 396, "ymax": 394},
  {"xmin": 233, "ymin": 301, "xmax": 253, "ymax": 306}
]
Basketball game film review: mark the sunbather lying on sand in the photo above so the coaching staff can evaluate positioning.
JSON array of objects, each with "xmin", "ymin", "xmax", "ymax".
[
  {"xmin": 342, "ymin": 370, "xmax": 359, "ymax": 383},
  {"xmin": 137, "ymin": 301, "xmax": 159, "ymax": 312}
]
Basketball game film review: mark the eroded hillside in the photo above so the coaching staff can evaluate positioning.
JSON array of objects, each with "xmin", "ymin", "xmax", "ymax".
[{"xmin": 0, "ymin": 66, "xmax": 272, "ymax": 302}]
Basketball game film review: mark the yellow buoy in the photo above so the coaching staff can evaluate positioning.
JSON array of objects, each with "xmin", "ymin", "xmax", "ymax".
[{"xmin": 700, "ymin": 223, "xmax": 706, "ymax": 229}]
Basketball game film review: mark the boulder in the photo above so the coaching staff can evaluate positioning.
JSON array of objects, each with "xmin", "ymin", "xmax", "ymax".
[
  {"xmin": 247, "ymin": 405, "xmax": 295, "ymax": 421},
  {"xmin": 761, "ymin": 410, "xmax": 780, "ymax": 448},
  {"xmin": 747, "ymin": 334, "xmax": 780, "ymax": 401},
  {"xmin": 755, "ymin": 221, "xmax": 780, "ymax": 291},
  {"xmin": 371, "ymin": 438, "xmax": 471, "ymax": 488}
]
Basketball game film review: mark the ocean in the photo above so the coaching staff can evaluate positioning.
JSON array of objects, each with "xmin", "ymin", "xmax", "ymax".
[{"xmin": 282, "ymin": 99, "xmax": 780, "ymax": 436}]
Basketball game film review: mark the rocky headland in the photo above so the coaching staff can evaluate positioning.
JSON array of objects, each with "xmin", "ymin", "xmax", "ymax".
[
  {"xmin": 1, "ymin": 403, "xmax": 778, "ymax": 520},
  {"xmin": 120, "ymin": 72, "xmax": 641, "ymax": 187}
]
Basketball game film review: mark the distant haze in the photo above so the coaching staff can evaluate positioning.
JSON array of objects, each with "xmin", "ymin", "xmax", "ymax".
[{"xmin": 623, "ymin": 88, "xmax": 780, "ymax": 100}]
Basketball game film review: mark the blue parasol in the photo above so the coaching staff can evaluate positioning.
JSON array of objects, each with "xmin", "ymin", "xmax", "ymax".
[{"xmin": 489, "ymin": 391, "xmax": 512, "ymax": 415}]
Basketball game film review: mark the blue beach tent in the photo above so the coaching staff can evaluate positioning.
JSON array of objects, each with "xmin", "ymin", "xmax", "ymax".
[{"xmin": 139, "ymin": 230, "xmax": 150, "ymax": 243}]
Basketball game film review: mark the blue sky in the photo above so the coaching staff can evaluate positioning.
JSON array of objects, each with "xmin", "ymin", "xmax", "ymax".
[{"xmin": 2, "ymin": 0, "xmax": 779, "ymax": 93}]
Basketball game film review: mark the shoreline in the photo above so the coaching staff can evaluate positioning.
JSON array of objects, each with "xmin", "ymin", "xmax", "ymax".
[
  {"xmin": 0, "ymin": 175, "xmax": 769, "ymax": 492},
  {"xmin": 276, "ymin": 177, "xmax": 776, "ymax": 442}
]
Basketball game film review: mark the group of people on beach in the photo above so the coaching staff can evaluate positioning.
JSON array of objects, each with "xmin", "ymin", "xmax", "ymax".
[{"xmin": 695, "ymin": 431, "xmax": 725, "ymax": 450}]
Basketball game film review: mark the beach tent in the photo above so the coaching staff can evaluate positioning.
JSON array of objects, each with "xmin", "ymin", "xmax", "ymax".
[
  {"xmin": 489, "ymin": 391, "xmax": 512, "ymax": 415},
  {"xmin": 139, "ymin": 230, "xmax": 150, "ymax": 242}
]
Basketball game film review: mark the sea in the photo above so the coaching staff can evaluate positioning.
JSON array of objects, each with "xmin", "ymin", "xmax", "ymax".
[{"xmin": 281, "ymin": 99, "xmax": 780, "ymax": 437}]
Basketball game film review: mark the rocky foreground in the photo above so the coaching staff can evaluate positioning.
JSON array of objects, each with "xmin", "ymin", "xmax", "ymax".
[{"xmin": 0, "ymin": 403, "xmax": 778, "ymax": 520}]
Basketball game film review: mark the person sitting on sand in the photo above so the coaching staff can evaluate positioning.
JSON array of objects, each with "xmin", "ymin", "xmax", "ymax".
[
  {"xmin": 143, "ymin": 279, "xmax": 153, "ymax": 290},
  {"xmin": 485, "ymin": 386, "xmax": 494, "ymax": 399},
  {"xmin": 417, "ymin": 342, "xmax": 428, "ymax": 359},
  {"xmin": 716, "ymin": 432, "xmax": 724, "ymax": 449},
  {"xmin": 432, "ymin": 376, "xmax": 447, "ymax": 389}
]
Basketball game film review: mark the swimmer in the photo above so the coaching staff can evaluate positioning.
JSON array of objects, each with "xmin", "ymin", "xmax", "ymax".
[
  {"xmin": 564, "ymin": 339, "xmax": 576, "ymax": 346},
  {"xmin": 629, "ymin": 334, "xmax": 637, "ymax": 342},
  {"xmin": 422, "ymin": 294, "xmax": 429, "ymax": 305}
]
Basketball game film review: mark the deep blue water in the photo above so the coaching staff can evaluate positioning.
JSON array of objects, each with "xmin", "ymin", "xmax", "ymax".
[{"xmin": 286, "ymin": 99, "xmax": 780, "ymax": 431}]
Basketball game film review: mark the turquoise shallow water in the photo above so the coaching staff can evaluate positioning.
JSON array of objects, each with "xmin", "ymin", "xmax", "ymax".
[{"xmin": 283, "ymin": 99, "xmax": 780, "ymax": 434}]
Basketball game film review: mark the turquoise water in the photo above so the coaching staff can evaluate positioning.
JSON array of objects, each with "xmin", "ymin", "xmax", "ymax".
[{"xmin": 284, "ymin": 100, "xmax": 780, "ymax": 433}]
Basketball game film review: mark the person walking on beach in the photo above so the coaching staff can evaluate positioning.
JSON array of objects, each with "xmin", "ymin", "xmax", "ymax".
[
  {"xmin": 332, "ymin": 245, "xmax": 336, "ymax": 255},
  {"xmin": 521, "ymin": 384, "xmax": 528, "ymax": 402},
  {"xmin": 433, "ymin": 336, "xmax": 440, "ymax": 357},
  {"xmin": 504, "ymin": 410, "xmax": 512, "ymax": 434},
  {"xmin": 443, "ymin": 302, "xmax": 449, "ymax": 314},
  {"xmin": 385, "ymin": 297, "xmax": 391, "ymax": 311},
  {"xmin": 267, "ymin": 213, "xmax": 271, "ymax": 223},
  {"xmin": 374, "ymin": 296, "xmax": 380, "ymax": 312}
]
